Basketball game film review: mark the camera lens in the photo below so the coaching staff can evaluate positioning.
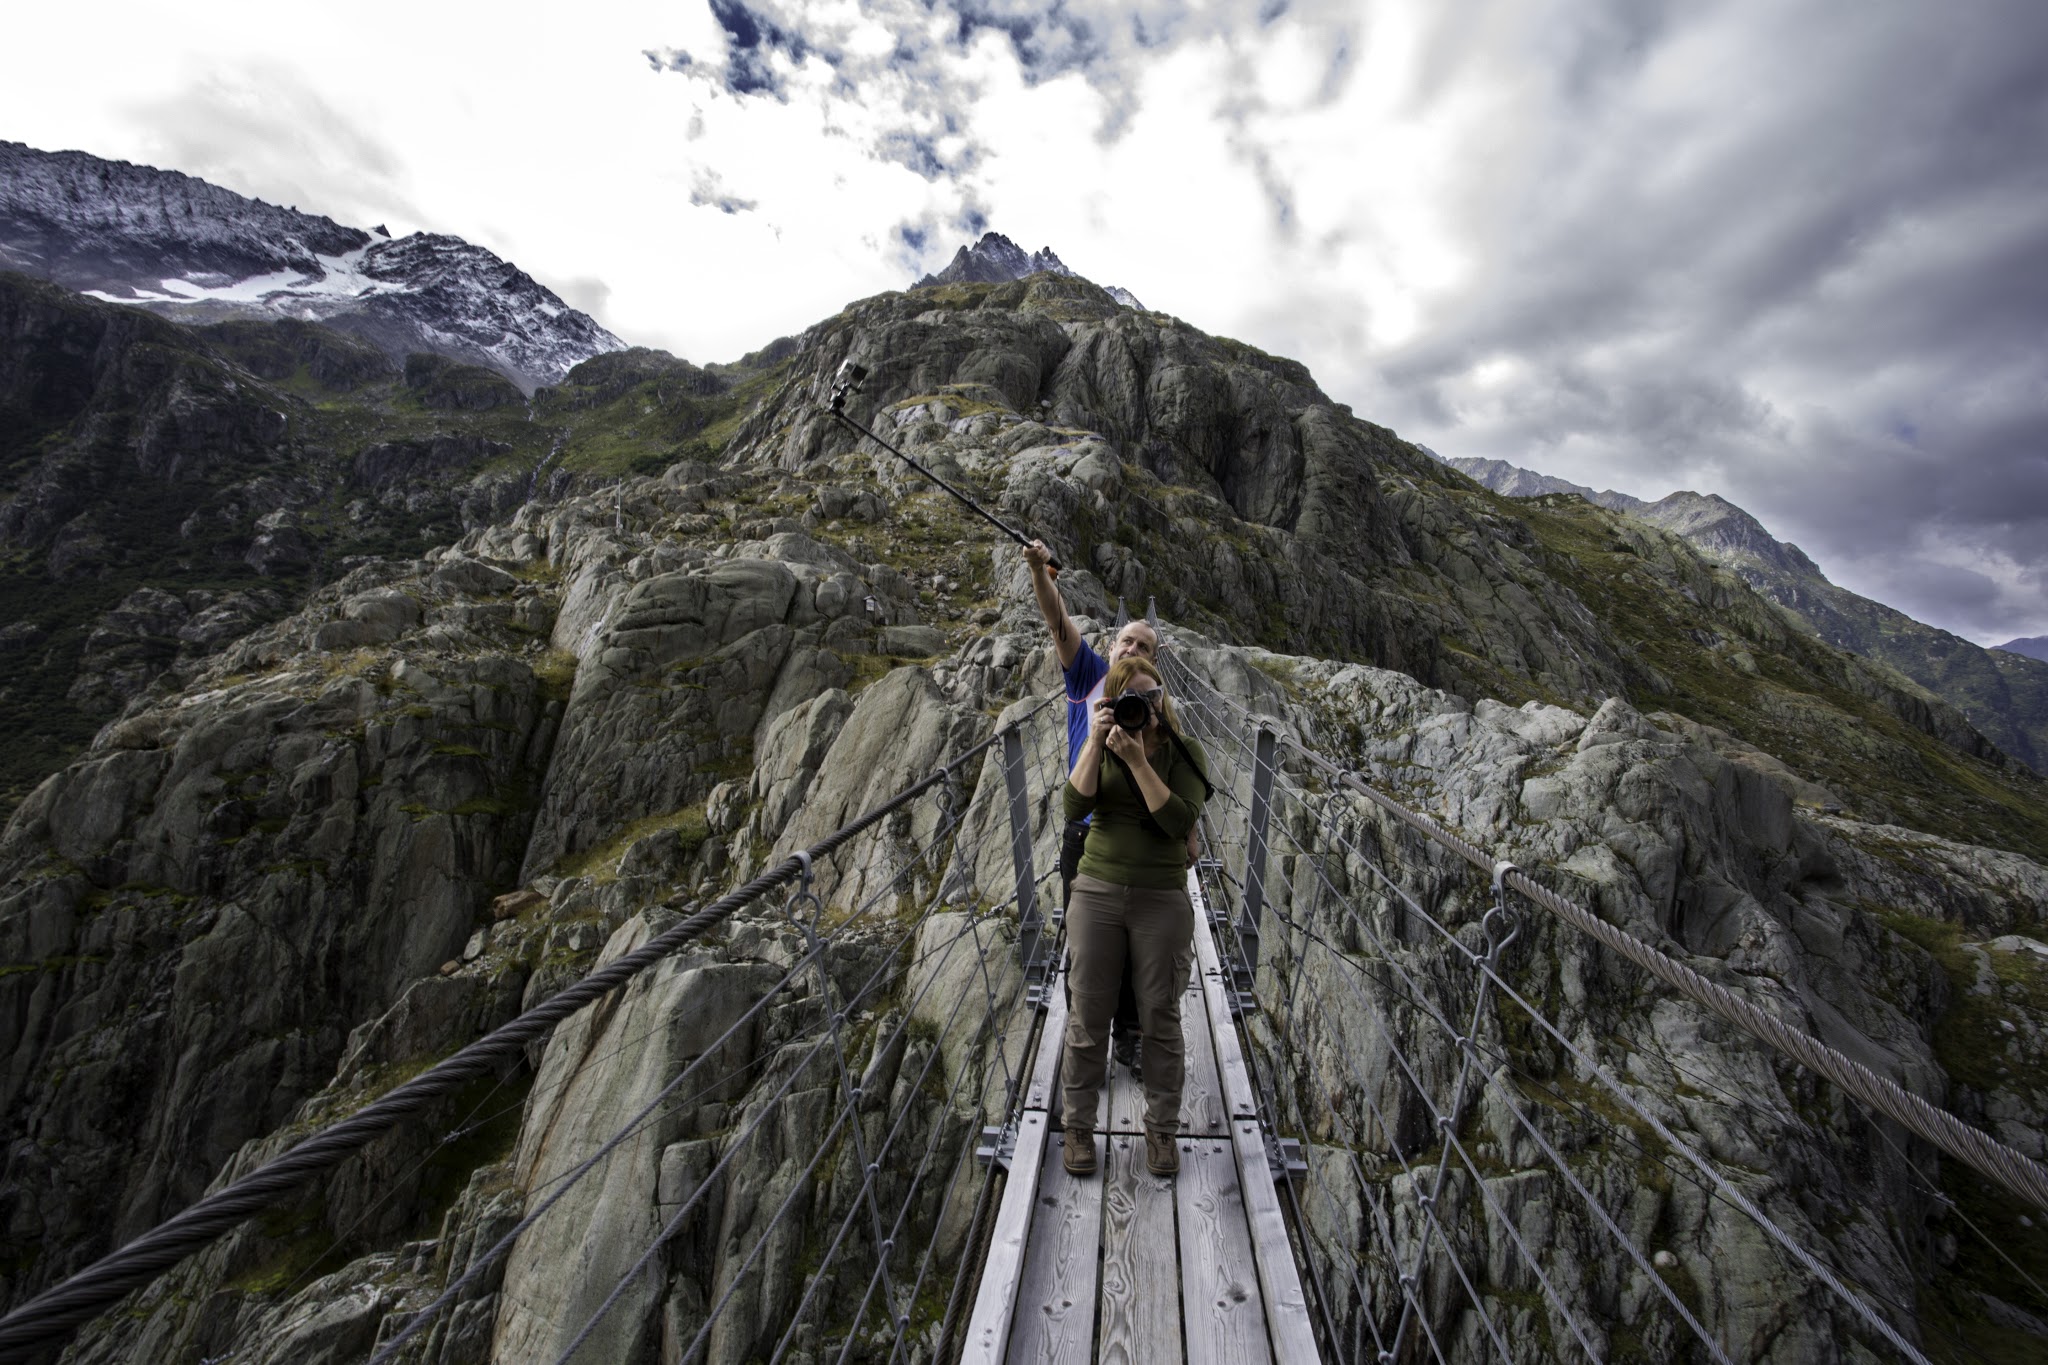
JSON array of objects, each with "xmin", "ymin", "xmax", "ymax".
[{"xmin": 1112, "ymin": 692, "xmax": 1151, "ymax": 731}]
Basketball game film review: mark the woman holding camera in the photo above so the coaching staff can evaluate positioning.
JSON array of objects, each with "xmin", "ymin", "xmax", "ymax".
[{"xmin": 1060, "ymin": 656, "xmax": 1209, "ymax": 1179}]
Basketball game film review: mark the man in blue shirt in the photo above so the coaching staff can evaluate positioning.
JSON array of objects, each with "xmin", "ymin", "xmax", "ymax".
[{"xmin": 1024, "ymin": 539, "xmax": 1159, "ymax": 1078}]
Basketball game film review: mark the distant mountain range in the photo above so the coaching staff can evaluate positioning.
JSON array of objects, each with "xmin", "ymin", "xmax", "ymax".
[
  {"xmin": 1445, "ymin": 455, "xmax": 2048, "ymax": 771},
  {"xmin": 913, "ymin": 230, "xmax": 1145, "ymax": 309},
  {"xmin": 0, "ymin": 140, "xmax": 623, "ymax": 392}
]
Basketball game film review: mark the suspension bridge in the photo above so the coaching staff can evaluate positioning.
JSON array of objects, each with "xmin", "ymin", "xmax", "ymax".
[{"xmin": 2, "ymin": 612, "xmax": 2045, "ymax": 1365}]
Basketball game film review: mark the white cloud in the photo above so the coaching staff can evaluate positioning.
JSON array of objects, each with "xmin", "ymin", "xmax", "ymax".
[{"xmin": 3, "ymin": 0, "xmax": 2045, "ymax": 641}]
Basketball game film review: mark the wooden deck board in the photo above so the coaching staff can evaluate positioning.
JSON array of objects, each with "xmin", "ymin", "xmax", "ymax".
[
  {"xmin": 1176, "ymin": 1138, "xmax": 1273, "ymax": 1365},
  {"xmin": 1188, "ymin": 872, "xmax": 1322, "ymax": 1364},
  {"xmin": 1007, "ymin": 1132, "xmax": 1107, "ymax": 1364},
  {"xmin": 1097, "ymin": 1134, "xmax": 1184, "ymax": 1365},
  {"xmin": 964, "ymin": 967, "xmax": 1070, "ymax": 1365},
  {"xmin": 973, "ymin": 876, "xmax": 1326, "ymax": 1365},
  {"xmin": 1107, "ymin": 1050, "xmax": 1144, "ymax": 1134},
  {"xmin": 1177, "ymin": 982, "xmax": 1227, "ymax": 1138}
]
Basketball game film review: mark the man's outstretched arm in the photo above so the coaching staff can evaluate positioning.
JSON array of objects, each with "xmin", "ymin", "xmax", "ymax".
[{"xmin": 1024, "ymin": 539, "xmax": 1080, "ymax": 670}]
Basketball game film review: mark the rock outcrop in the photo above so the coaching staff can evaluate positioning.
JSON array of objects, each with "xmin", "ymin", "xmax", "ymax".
[
  {"xmin": 1449, "ymin": 454, "xmax": 2048, "ymax": 775},
  {"xmin": 0, "ymin": 257, "xmax": 2043, "ymax": 1362}
]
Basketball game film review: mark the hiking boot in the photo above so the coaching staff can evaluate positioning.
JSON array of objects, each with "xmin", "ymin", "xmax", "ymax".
[
  {"xmin": 1063, "ymin": 1130, "xmax": 1097, "ymax": 1177},
  {"xmin": 1145, "ymin": 1129, "xmax": 1180, "ymax": 1177},
  {"xmin": 1113, "ymin": 1031, "xmax": 1143, "ymax": 1083}
]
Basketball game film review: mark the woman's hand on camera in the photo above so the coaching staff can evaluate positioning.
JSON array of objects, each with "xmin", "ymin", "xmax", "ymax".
[
  {"xmin": 1087, "ymin": 697, "xmax": 1116, "ymax": 745},
  {"xmin": 1105, "ymin": 723, "xmax": 1150, "ymax": 768}
]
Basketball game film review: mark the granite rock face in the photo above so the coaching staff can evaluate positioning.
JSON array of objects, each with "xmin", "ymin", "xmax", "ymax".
[{"xmin": 0, "ymin": 266, "xmax": 2044, "ymax": 1363}]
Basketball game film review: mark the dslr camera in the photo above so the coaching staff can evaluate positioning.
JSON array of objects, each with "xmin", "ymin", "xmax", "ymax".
[{"xmin": 1111, "ymin": 688, "xmax": 1157, "ymax": 733}]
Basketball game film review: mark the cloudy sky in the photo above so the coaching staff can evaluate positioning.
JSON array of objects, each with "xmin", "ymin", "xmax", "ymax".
[{"xmin": 4, "ymin": 0, "xmax": 2045, "ymax": 644}]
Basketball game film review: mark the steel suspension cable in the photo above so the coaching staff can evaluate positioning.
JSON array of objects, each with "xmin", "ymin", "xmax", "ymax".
[
  {"xmin": 1235, "ymin": 750, "xmax": 1868, "ymax": 1361},
  {"xmin": 1166, "ymin": 710, "xmax": 1515, "ymax": 1358},
  {"xmin": 543, "ymin": 698, "xmax": 1063, "ymax": 1363},
  {"xmin": 1171, "ymin": 669, "xmax": 1733, "ymax": 1360},
  {"xmin": 1203, "ymin": 706, "xmax": 1925, "ymax": 1359},
  {"xmin": 551, "ymin": 882, "xmax": 1010, "ymax": 1365},
  {"xmin": 771, "ymin": 908, "xmax": 1013, "ymax": 1362},
  {"xmin": 380, "ymin": 866, "xmax": 1009, "ymax": 1365},
  {"xmin": 394, "ymin": 754, "xmax": 1028, "ymax": 1365},
  {"xmin": 1166, "ymin": 648, "xmax": 2048, "ymax": 1215},
  {"xmin": 1178, "ymin": 654, "xmax": 1927, "ymax": 1358},
  {"xmin": 0, "ymin": 702, "xmax": 1047, "ymax": 1364}
]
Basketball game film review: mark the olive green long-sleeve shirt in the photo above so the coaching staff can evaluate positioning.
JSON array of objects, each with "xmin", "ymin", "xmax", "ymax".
[{"xmin": 1062, "ymin": 733, "xmax": 1209, "ymax": 890}]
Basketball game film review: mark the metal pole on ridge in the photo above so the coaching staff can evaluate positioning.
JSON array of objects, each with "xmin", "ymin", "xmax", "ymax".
[
  {"xmin": 999, "ymin": 726, "xmax": 1050, "ymax": 1007},
  {"xmin": 1239, "ymin": 723, "xmax": 1279, "ymax": 984}
]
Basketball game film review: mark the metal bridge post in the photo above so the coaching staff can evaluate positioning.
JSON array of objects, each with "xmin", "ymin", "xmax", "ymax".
[
  {"xmin": 1000, "ymin": 727, "xmax": 1050, "ymax": 1005},
  {"xmin": 1238, "ymin": 723, "xmax": 1279, "ymax": 989}
]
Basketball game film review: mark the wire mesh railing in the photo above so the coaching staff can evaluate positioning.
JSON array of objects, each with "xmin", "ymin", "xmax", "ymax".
[
  {"xmin": 16, "ymin": 613, "xmax": 2048, "ymax": 1365},
  {"xmin": 0, "ymin": 694, "xmax": 1073, "ymax": 1365},
  {"xmin": 1155, "ymin": 640, "xmax": 1995, "ymax": 1364}
]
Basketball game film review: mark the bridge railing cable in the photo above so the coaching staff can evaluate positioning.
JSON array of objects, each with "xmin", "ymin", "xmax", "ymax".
[
  {"xmin": 1215, "ymin": 762, "xmax": 1965, "ymax": 1364},
  {"xmin": 0, "ymin": 698, "xmax": 1056, "ymax": 1365},
  {"xmin": 538, "ymin": 701, "xmax": 1068, "ymax": 1364},
  {"xmin": 369, "ymin": 695, "xmax": 1067, "ymax": 1365},
  {"xmin": 1158, "ymin": 649, "xmax": 1953, "ymax": 1361},
  {"xmin": 1169, "ymin": 666, "xmax": 1592, "ymax": 1360},
  {"xmin": 1226, "ymin": 664, "xmax": 2048, "ymax": 1218}
]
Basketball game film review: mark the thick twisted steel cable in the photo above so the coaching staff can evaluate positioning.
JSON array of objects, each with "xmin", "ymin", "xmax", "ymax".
[
  {"xmin": 1858, "ymin": 1116, "xmax": 2048, "ymax": 1355},
  {"xmin": 1252, "ymin": 837, "xmax": 1938, "ymax": 1364},
  {"xmin": 1166, "ymin": 648, "xmax": 2048, "ymax": 1217},
  {"xmin": 1174, "ymin": 677, "xmax": 1740, "ymax": 1361},
  {"xmin": 545, "ymin": 710, "xmax": 1061, "ymax": 1365},
  {"xmin": 1246, "ymin": 784, "xmax": 1909, "ymax": 1362},
  {"xmin": 376, "ymin": 858, "xmax": 1013, "ymax": 1365},
  {"xmin": 552, "ymin": 881, "xmax": 1010, "ymax": 1365},
  {"xmin": 666, "ymin": 906, "xmax": 1040, "ymax": 1365},
  {"xmin": 407, "ymin": 771, "xmax": 1024, "ymax": 1365},
  {"xmin": 1174, "ymin": 763, "xmax": 1515, "ymax": 1357},
  {"xmin": 1266, "ymin": 891, "xmax": 1742, "ymax": 1362},
  {"xmin": 1175, "ymin": 660, "xmax": 1925, "ymax": 1358},
  {"xmin": 1172, "ymin": 680, "xmax": 1479, "ymax": 1355},
  {"xmin": 1272, "ymin": 888, "xmax": 1716, "ymax": 1363},
  {"xmin": 775, "ymin": 910, "xmax": 1012, "ymax": 1363},
  {"xmin": 1476, "ymin": 951, "xmax": 1935, "ymax": 1361},
  {"xmin": 0, "ymin": 702, "xmax": 1047, "ymax": 1364}
]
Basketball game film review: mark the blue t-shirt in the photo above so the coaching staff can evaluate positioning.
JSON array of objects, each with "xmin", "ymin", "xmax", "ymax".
[{"xmin": 1063, "ymin": 639, "xmax": 1109, "ymax": 773}]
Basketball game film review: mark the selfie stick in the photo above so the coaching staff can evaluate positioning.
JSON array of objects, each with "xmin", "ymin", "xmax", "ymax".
[{"xmin": 824, "ymin": 360, "xmax": 1062, "ymax": 576}]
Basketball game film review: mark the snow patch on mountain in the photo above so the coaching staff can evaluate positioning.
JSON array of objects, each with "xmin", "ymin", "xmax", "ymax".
[{"xmin": 1, "ymin": 140, "xmax": 623, "ymax": 393}]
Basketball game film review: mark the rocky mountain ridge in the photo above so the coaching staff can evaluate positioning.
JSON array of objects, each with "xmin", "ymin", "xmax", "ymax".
[
  {"xmin": 0, "ymin": 141, "xmax": 624, "ymax": 392},
  {"xmin": 1999, "ymin": 636, "xmax": 2048, "ymax": 663},
  {"xmin": 913, "ymin": 229, "xmax": 1144, "ymax": 309},
  {"xmin": 1447, "ymin": 453, "xmax": 2048, "ymax": 773},
  {"xmin": 0, "ymin": 268, "xmax": 776, "ymax": 816},
  {"xmin": 0, "ymin": 251, "xmax": 2044, "ymax": 1361}
]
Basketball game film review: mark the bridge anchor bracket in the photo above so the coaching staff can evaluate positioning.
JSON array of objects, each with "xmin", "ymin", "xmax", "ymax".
[
  {"xmin": 1268, "ymin": 1134, "xmax": 1307, "ymax": 1188},
  {"xmin": 977, "ymin": 1121, "xmax": 1018, "ymax": 1171}
]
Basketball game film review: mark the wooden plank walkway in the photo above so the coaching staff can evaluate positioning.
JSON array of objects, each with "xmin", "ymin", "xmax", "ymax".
[{"xmin": 962, "ymin": 872, "xmax": 1321, "ymax": 1364}]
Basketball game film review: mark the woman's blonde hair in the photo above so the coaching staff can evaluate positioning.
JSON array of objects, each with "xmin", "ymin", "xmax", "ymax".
[{"xmin": 1103, "ymin": 657, "xmax": 1181, "ymax": 736}]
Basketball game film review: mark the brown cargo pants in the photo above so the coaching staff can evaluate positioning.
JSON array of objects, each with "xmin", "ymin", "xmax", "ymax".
[{"xmin": 1061, "ymin": 873, "xmax": 1196, "ymax": 1136}]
